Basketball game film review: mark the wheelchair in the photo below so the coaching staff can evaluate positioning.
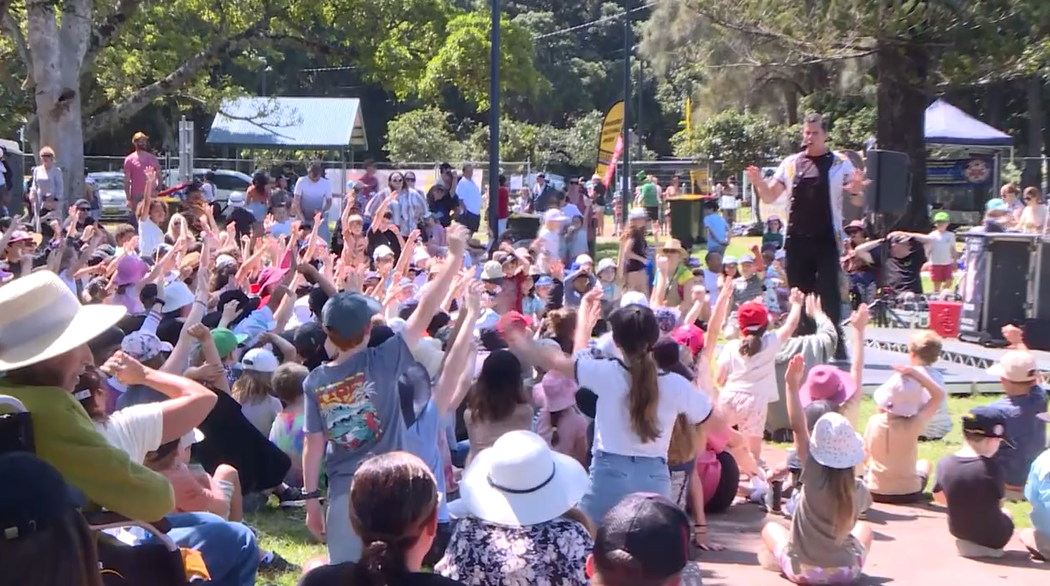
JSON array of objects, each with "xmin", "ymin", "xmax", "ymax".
[{"xmin": 0, "ymin": 395, "xmax": 198, "ymax": 585}]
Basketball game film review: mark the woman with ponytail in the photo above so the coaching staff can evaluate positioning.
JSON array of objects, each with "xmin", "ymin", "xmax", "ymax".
[
  {"xmin": 503, "ymin": 287, "xmax": 713, "ymax": 524},
  {"xmin": 297, "ymin": 452, "xmax": 466, "ymax": 586}
]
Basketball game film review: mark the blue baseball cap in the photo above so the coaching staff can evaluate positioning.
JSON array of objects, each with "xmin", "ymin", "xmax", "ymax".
[
  {"xmin": 535, "ymin": 276, "xmax": 554, "ymax": 287},
  {"xmin": 322, "ymin": 292, "xmax": 382, "ymax": 338},
  {"xmin": 986, "ymin": 198, "xmax": 1009, "ymax": 212}
]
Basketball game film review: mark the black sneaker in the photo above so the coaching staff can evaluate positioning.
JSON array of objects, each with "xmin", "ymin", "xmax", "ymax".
[
  {"xmin": 765, "ymin": 480, "xmax": 783, "ymax": 514},
  {"xmin": 276, "ymin": 486, "xmax": 305, "ymax": 508},
  {"xmin": 259, "ymin": 551, "xmax": 298, "ymax": 573}
]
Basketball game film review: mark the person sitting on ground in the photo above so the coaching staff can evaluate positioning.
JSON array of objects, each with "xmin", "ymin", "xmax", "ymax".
[
  {"xmin": 903, "ymin": 330, "xmax": 953, "ymax": 440},
  {"xmin": 1020, "ymin": 411, "xmax": 1050, "ymax": 561},
  {"xmin": 864, "ymin": 365, "xmax": 946, "ymax": 504},
  {"xmin": 761, "ymin": 355, "xmax": 873, "ymax": 585},
  {"xmin": 231, "ymin": 347, "xmax": 282, "ymax": 436},
  {"xmin": 0, "ymin": 453, "xmax": 105, "ymax": 586},
  {"xmin": 146, "ymin": 430, "xmax": 243, "ymax": 522},
  {"xmin": 586, "ymin": 492, "xmax": 706, "ymax": 586},
  {"xmin": 984, "ymin": 350, "xmax": 1049, "ymax": 499},
  {"xmin": 269, "ymin": 362, "xmax": 311, "ymax": 488},
  {"xmin": 438, "ymin": 431, "xmax": 592, "ymax": 586},
  {"xmin": 932, "ymin": 406, "xmax": 1015, "ymax": 558},
  {"xmin": 533, "ymin": 369, "xmax": 590, "ymax": 468},
  {"xmin": 297, "ymin": 452, "xmax": 468, "ymax": 586}
]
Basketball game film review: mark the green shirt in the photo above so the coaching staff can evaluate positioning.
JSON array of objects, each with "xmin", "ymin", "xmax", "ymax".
[
  {"xmin": 0, "ymin": 382, "xmax": 175, "ymax": 522},
  {"xmin": 640, "ymin": 183, "xmax": 659, "ymax": 207}
]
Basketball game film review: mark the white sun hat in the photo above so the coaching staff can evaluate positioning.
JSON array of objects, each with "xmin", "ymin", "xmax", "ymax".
[
  {"xmin": 809, "ymin": 412, "xmax": 865, "ymax": 470},
  {"xmin": 162, "ymin": 280, "xmax": 195, "ymax": 314},
  {"xmin": 0, "ymin": 271, "xmax": 127, "ymax": 371},
  {"xmin": 873, "ymin": 372, "xmax": 929, "ymax": 418},
  {"xmin": 457, "ymin": 430, "xmax": 589, "ymax": 527}
]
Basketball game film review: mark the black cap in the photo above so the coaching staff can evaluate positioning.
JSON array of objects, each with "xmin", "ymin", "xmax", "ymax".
[
  {"xmin": 593, "ymin": 493, "xmax": 691, "ymax": 583},
  {"xmin": 962, "ymin": 406, "xmax": 1010, "ymax": 442},
  {"xmin": 0, "ymin": 453, "xmax": 75, "ymax": 541}
]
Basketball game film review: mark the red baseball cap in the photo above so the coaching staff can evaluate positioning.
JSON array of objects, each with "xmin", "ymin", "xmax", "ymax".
[
  {"xmin": 671, "ymin": 324, "xmax": 705, "ymax": 357},
  {"xmin": 498, "ymin": 311, "xmax": 533, "ymax": 335},
  {"xmin": 736, "ymin": 302, "xmax": 769, "ymax": 334}
]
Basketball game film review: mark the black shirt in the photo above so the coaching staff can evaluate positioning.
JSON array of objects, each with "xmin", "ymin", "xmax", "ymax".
[
  {"xmin": 367, "ymin": 228, "xmax": 402, "ymax": 264},
  {"xmin": 626, "ymin": 229, "xmax": 648, "ymax": 272},
  {"xmin": 428, "ymin": 192, "xmax": 460, "ymax": 227},
  {"xmin": 786, "ymin": 152, "xmax": 835, "ymax": 243},
  {"xmin": 229, "ymin": 207, "xmax": 255, "ymax": 239},
  {"xmin": 873, "ymin": 246, "xmax": 922, "ymax": 294},
  {"xmin": 932, "ymin": 454, "xmax": 1013, "ymax": 549},
  {"xmin": 298, "ymin": 564, "xmax": 466, "ymax": 586}
]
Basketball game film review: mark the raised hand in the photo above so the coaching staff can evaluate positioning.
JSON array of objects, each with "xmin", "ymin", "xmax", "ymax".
[
  {"xmin": 99, "ymin": 351, "xmax": 148, "ymax": 386},
  {"xmin": 785, "ymin": 354, "xmax": 805, "ymax": 390},
  {"xmin": 745, "ymin": 166, "xmax": 763, "ymax": 184},
  {"xmin": 186, "ymin": 323, "xmax": 211, "ymax": 340},
  {"xmin": 788, "ymin": 287, "xmax": 804, "ymax": 307},
  {"xmin": 447, "ymin": 224, "xmax": 469, "ymax": 256},
  {"xmin": 850, "ymin": 303, "xmax": 870, "ymax": 329},
  {"xmin": 464, "ymin": 280, "xmax": 483, "ymax": 313},
  {"xmin": 804, "ymin": 294, "xmax": 822, "ymax": 317}
]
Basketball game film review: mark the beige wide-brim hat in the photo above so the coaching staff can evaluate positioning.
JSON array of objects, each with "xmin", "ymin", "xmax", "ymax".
[{"xmin": 0, "ymin": 271, "xmax": 127, "ymax": 371}]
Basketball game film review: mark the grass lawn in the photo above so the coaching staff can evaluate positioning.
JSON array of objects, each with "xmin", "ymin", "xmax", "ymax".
[{"xmin": 245, "ymin": 393, "xmax": 1035, "ymax": 586}]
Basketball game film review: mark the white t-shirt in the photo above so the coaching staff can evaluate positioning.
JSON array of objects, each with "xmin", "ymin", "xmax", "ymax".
[
  {"xmin": 94, "ymin": 403, "xmax": 165, "ymax": 464},
  {"xmin": 285, "ymin": 295, "xmax": 314, "ymax": 330},
  {"xmin": 455, "ymin": 178, "xmax": 482, "ymax": 214},
  {"xmin": 926, "ymin": 229, "xmax": 955, "ymax": 265},
  {"xmin": 139, "ymin": 219, "xmax": 165, "ymax": 258},
  {"xmin": 717, "ymin": 331, "xmax": 783, "ymax": 403},
  {"xmin": 576, "ymin": 356, "xmax": 713, "ymax": 458},
  {"xmin": 294, "ymin": 176, "xmax": 332, "ymax": 214},
  {"xmin": 200, "ymin": 183, "xmax": 216, "ymax": 203},
  {"xmin": 537, "ymin": 227, "xmax": 561, "ymax": 258},
  {"xmin": 241, "ymin": 396, "xmax": 282, "ymax": 436},
  {"xmin": 703, "ymin": 269, "xmax": 719, "ymax": 306}
]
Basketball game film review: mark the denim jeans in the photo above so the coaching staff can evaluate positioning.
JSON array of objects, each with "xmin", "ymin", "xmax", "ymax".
[
  {"xmin": 450, "ymin": 439, "xmax": 471, "ymax": 470},
  {"xmin": 145, "ymin": 512, "xmax": 258, "ymax": 586},
  {"xmin": 579, "ymin": 451, "xmax": 670, "ymax": 524}
]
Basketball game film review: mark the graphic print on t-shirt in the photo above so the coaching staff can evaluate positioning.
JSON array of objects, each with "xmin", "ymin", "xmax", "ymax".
[{"xmin": 315, "ymin": 372, "xmax": 382, "ymax": 449}]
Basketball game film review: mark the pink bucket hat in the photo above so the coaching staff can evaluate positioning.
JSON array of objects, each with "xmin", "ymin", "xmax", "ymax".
[
  {"xmin": 533, "ymin": 371, "xmax": 578, "ymax": 412},
  {"xmin": 799, "ymin": 364, "xmax": 858, "ymax": 408},
  {"xmin": 113, "ymin": 254, "xmax": 148, "ymax": 287}
]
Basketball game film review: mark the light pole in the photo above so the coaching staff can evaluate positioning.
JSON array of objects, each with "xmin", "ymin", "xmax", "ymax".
[
  {"xmin": 488, "ymin": 0, "xmax": 501, "ymax": 244},
  {"xmin": 620, "ymin": 0, "xmax": 632, "ymax": 224}
]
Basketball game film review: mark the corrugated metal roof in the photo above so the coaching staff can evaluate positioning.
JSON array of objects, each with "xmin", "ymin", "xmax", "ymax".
[{"xmin": 206, "ymin": 97, "xmax": 367, "ymax": 149}]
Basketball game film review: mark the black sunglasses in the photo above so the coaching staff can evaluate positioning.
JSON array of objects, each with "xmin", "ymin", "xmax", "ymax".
[{"xmin": 405, "ymin": 175, "xmax": 416, "ymax": 181}]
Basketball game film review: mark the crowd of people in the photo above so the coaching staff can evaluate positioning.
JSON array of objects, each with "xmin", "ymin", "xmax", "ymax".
[{"xmin": 0, "ymin": 121, "xmax": 1048, "ymax": 586}]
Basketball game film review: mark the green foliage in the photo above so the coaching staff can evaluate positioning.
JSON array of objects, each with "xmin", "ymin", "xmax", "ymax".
[
  {"xmin": 420, "ymin": 12, "xmax": 547, "ymax": 111},
  {"xmin": 384, "ymin": 107, "xmax": 470, "ymax": 162},
  {"xmin": 672, "ymin": 109, "xmax": 787, "ymax": 173}
]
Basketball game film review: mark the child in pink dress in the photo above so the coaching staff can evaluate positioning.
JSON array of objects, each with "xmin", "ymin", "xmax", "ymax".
[{"xmin": 533, "ymin": 371, "xmax": 589, "ymax": 468}]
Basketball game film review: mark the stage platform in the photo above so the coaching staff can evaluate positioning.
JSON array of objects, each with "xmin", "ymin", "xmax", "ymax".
[{"xmin": 854, "ymin": 326, "xmax": 1050, "ymax": 394}]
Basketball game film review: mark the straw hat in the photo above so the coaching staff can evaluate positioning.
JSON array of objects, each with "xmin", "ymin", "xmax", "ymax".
[
  {"xmin": 0, "ymin": 272, "xmax": 127, "ymax": 370},
  {"xmin": 457, "ymin": 430, "xmax": 588, "ymax": 527}
]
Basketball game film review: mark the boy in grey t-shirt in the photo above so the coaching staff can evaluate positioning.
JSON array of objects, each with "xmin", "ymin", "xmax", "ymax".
[{"xmin": 302, "ymin": 224, "xmax": 468, "ymax": 564}]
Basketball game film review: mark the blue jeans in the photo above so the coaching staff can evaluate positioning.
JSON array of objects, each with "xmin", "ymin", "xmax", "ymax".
[
  {"xmin": 450, "ymin": 439, "xmax": 471, "ymax": 469},
  {"xmin": 326, "ymin": 482, "xmax": 361, "ymax": 563},
  {"xmin": 145, "ymin": 512, "xmax": 258, "ymax": 586},
  {"xmin": 579, "ymin": 451, "xmax": 670, "ymax": 524}
]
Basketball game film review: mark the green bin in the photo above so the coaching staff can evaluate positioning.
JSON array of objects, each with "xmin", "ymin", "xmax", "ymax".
[{"xmin": 666, "ymin": 196, "xmax": 705, "ymax": 249}]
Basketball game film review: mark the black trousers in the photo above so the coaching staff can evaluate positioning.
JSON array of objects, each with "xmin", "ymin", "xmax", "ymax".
[{"xmin": 785, "ymin": 236, "xmax": 845, "ymax": 352}]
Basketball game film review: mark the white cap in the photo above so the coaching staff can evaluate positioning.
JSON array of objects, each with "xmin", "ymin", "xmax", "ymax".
[
  {"xmin": 227, "ymin": 192, "xmax": 246, "ymax": 207},
  {"xmin": 597, "ymin": 258, "xmax": 617, "ymax": 274},
  {"xmin": 774, "ymin": 249, "xmax": 786, "ymax": 261},
  {"xmin": 575, "ymin": 254, "xmax": 594, "ymax": 266},
  {"xmin": 373, "ymin": 245, "xmax": 395, "ymax": 260},
  {"xmin": 474, "ymin": 308, "xmax": 500, "ymax": 332},
  {"xmin": 620, "ymin": 291, "xmax": 650, "ymax": 308},
  {"xmin": 543, "ymin": 209, "xmax": 567, "ymax": 223},
  {"xmin": 239, "ymin": 348, "xmax": 279, "ymax": 373}
]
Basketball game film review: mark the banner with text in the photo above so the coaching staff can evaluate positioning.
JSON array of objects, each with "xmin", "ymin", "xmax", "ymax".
[{"xmin": 595, "ymin": 101, "xmax": 625, "ymax": 186}]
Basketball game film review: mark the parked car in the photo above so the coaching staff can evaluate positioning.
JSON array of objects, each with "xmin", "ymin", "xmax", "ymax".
[
  {"xmin": 162, "ymin": 169, "xmax": 251, "ymax": 205},
  {"xmin": 88, "ymin": 172, "xmax": 130, "ymax": 221}
]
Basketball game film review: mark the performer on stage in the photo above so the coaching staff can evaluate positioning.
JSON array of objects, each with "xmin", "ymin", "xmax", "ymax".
[{"xmin": 746, "ymin": 113, "xmax": 869, "ymax": 357}]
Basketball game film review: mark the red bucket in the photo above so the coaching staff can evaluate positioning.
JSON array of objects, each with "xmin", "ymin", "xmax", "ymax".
[{"xmin": 928, "ymin": 301, "xmax": 962, "ymax": 339}]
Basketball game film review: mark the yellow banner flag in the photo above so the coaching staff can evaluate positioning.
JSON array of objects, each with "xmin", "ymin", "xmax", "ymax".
[{"xmin": 595, "ymin": 101, "xmax": 625, "ymax": 185}]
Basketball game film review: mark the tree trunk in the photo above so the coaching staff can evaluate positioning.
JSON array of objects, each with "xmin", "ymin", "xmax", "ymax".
[
  {"xmin": 1023, "ymin": 75, "xmax": 1044, "ymax": 189},
  {"xmin": 26, "ymin": 0, "xmax": 91, "ymax": 213},
  {"xmin": 875, "ymin": 42, "xmax": 929, "ymax": 233}
]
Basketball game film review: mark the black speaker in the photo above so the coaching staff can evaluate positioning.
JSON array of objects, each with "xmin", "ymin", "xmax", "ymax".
[
  {"xmin": 984, "ymin": 238, "xmax": 1030, "ymax": 338},
  {"xmin": 864, "ymin": 149, "xmax": 909, "ymax": 215}
]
